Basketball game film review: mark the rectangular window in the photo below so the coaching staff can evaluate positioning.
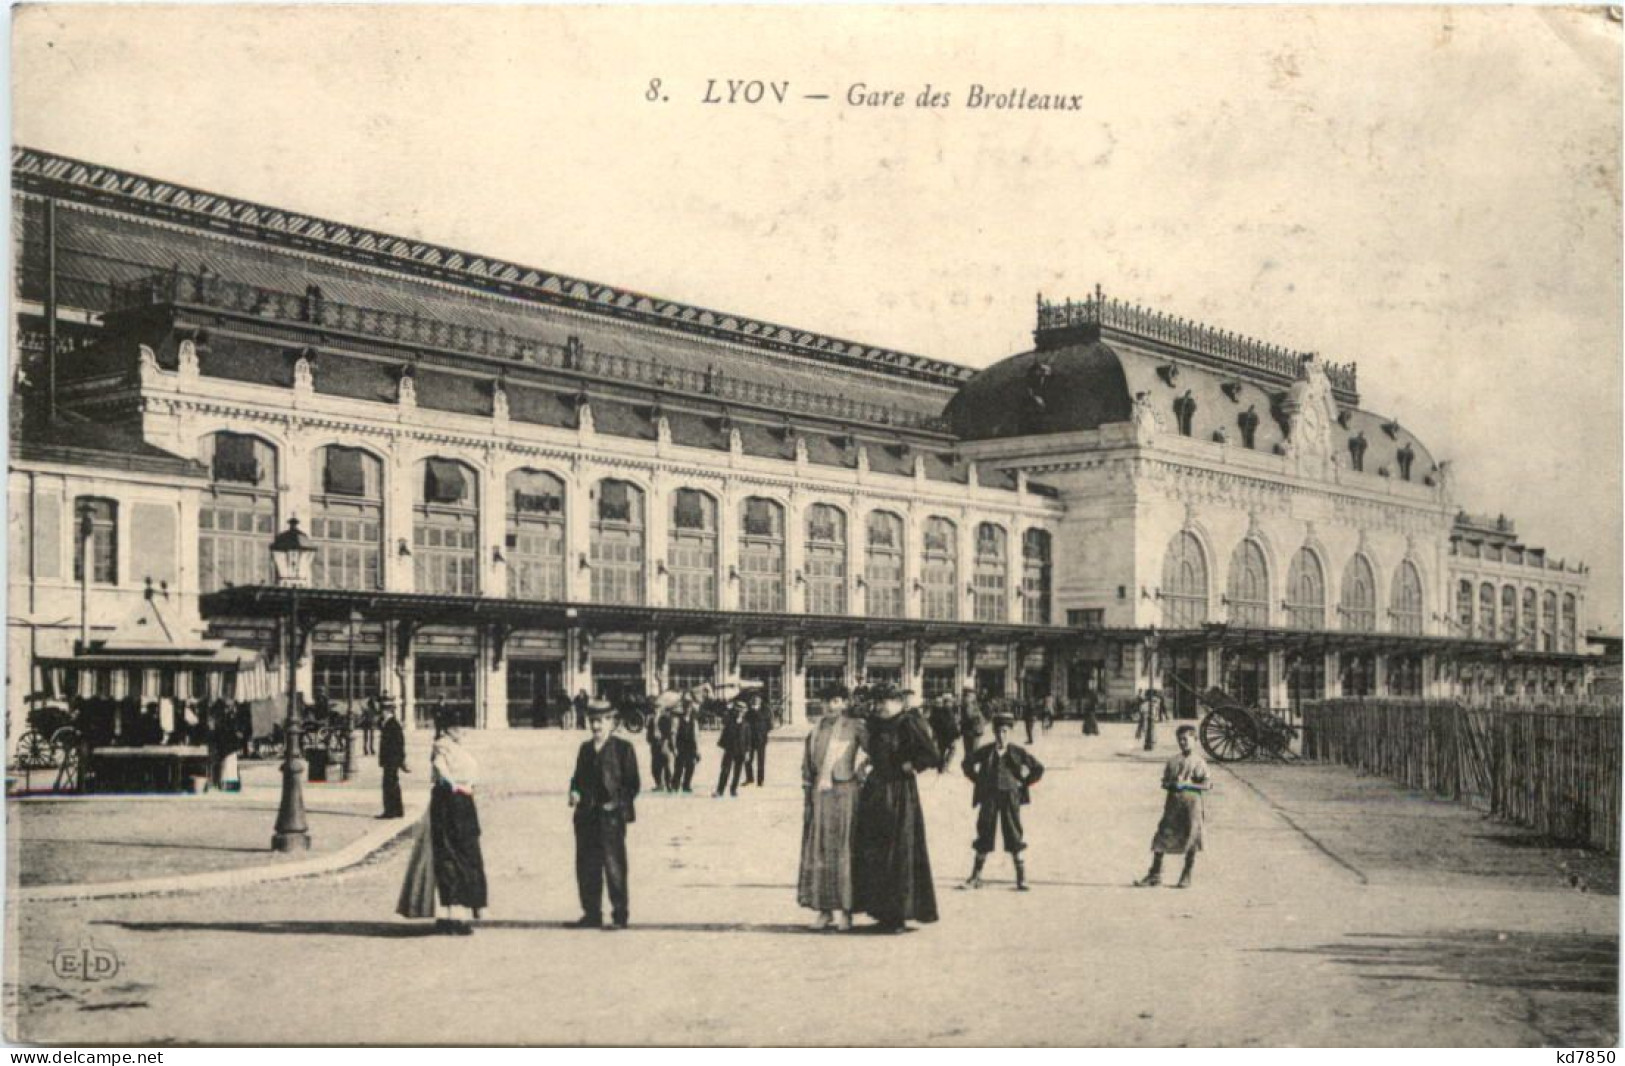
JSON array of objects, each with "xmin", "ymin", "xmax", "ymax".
[
  {"xmin": 414, "ymin": 510, "xmax": 479, "ymax": 595},
  {"xmin": 74, "ymin": 498, "xmax": 117, "ymax": 584}
]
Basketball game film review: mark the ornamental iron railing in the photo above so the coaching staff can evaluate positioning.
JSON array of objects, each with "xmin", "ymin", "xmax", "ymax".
[
  {"xmin": 107, "ymin": 268, "xmax": 953, "ymax": 432},
  {"xmin": 1036, "ymin": 286, "xmax": 1359, "ymax": 396}
]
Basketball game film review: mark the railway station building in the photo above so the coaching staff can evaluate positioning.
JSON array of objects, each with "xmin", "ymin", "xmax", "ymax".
[{"xmin": 7, "ymin": 147, "xmax": 1597, "ymax": 735}]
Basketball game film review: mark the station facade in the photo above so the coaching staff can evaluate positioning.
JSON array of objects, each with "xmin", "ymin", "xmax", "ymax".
[{"xmin": 7, "ymin": 148, "xmax": 1596, "ymax": 736}]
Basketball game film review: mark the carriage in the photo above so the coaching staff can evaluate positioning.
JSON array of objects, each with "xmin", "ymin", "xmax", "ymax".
[
  {"xmin": 1196, "ymin": 687, "xmax": 1299, "ymax": 763},
  {"xmin": 12, "ymin": 699, "xmax": 85, "ymax": 791}
]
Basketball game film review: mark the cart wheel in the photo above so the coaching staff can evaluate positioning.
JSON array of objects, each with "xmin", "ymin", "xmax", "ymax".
[
  {"xmin": 1199, "ymin": 709, "xmax": 1257, "ymax": 763},
  {"xmin": 621, "ymin": 709, "xmax": 646, "ymax": 733},
  {"xmin": 14, "ymin": 731, "xmax": 54, "ymax": 770}
]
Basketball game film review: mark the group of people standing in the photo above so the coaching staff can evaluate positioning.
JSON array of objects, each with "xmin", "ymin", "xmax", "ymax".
[
  {"xmin": 637, "ymin": 686, "xmax": 773, "ymax": 797},
  {"xmin": 390, "ymin": 680, "xmax": 1210, "ymax": 936},
  {"xmin": 798, "ymin": 682, "xmax": 943, "ymax": 933}
]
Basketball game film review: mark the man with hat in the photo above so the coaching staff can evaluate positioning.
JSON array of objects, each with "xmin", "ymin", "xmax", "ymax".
[
  {"xmin": 957, "ymin": 683, "xmax": 986, "ymax": 772},
  {"xmin": 376, "ymin": 695, "xmax": 408, "ymax": 819},
  {"xmin": 744, "ymin": 688, "xmax": 772, "ymax": 788},
  {"xmin": 569, "ymin": 698, "xmax": 641, "ymax": 929},
  {"xmin": 647, "ymin": 691, "xmax": 680, "ymax": 792},
  {"xmin": 671, "ymin": 691, "xmax": 701, "ymax": 793},
  {"xmin": 960, "ymin": 709, "xmax": 1045, "ymax": 890},
  {"xmin": 713, "ymin": 696, "xmax": 752, "ymax": 798},
  {"xmin": 927, "ymin": 694, "xmax": 959, "ymax": 772}
]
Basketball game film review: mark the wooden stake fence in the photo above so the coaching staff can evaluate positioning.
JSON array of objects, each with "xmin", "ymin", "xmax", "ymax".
[{"xmin": 1302, "ymin": 699, "xmax": 1620, "ymax": 853}]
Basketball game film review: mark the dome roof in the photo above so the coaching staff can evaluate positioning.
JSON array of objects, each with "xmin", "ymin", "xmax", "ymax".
[
  {"xmin": 944, "ymin": 340, "xmax": 1438, "ymax": 481},
  {"xmin": 942, "ymin": 342, "xmax": 1132, "ymax": 440}
]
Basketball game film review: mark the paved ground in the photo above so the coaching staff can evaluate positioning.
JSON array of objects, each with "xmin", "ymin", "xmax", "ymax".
[
  {"xmin": 7, "ymin": 735, "xmax": 437, "ymax": 888},
  {"xmin": 4, "ymin": 723, "xmax": 1616, "ymax": 1046}
]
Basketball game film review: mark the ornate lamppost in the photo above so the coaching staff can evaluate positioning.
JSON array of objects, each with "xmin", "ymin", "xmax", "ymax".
[{"xmin": 270, "ymin": 517, "xmax": 316, "ymax": 852}]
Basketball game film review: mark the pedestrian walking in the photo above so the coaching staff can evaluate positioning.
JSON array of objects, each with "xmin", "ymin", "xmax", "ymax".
[
  {"xmin": 647, "ymin": 691, "xmax": 678, "ymax": 792},
  {"xmin": 1137, "ymin": 688, "xmax": 1159, "ymax": 751},
  {"xmin": 798, "ymin": 684, "xmax": 867, "ymax": 932},
  {"xmin": 1021, "ymin": 699, "xmax": 1037, "ymax": 745},
  {"xmin": 396, "ymin": 711, "xmax": 487, "ymax": 935},
  {"xmin": 957, "ymin": 685, "xmax": 985, "ymax": 772},
  {"xmin": 746, "ymin": 690, "xmax": 772, "ymax": 787},
  {"xmin": 572, "ymin": 689, "xmax": 589, "ymax": 730},
  {"xmin": 569, "ymin": 699, "xmax": 641, "ymax": 929},
  {"xmin": 1134, "ymin": 725, "xmax": 1210, "ymax": 888},
  {"xmin": 378, "ymin": 697, "xmax": 408, "ymax": 819},
  {"xmin": 927, "ymin": 695, "xmax": 959, "ymax": 772},
  {"xmin": 671, "ymin": 697, "xmax": 700, "ymax": 793},
  {"xmin": 360, "ymin": 694, "xmax": 378, "ymax": 756},
  {"xmin": 960, "ymin": 711, "xmax": 1044, "ymax": 891},
  {"xmin": 713, "ymin": 700, "xmax": 751, "ymax": 797},
  {"xmin": 852, "ymin": 682, "xmax": 941, "ymax": 933},
  {"xmin": 1080, "ymin": 690, "xmax": 1101, "ymax": 736}
]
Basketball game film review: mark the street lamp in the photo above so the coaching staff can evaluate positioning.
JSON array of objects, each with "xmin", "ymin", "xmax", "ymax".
[{"xmin": 270, "ymin": 517, "xmax": 316, "ymax": 852}]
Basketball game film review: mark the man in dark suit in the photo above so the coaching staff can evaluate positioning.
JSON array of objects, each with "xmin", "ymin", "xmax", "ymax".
[
  {"xmin": 713, "ymin": 699, "xmax": 751, "ymax": 797},
  {"xmin": 671, "ymin": 696, "xmax": 700, "ymax": 792},
  {"xmin": 569, "ymin": 699, "xmax": 641, "ymax": 929},
  {"xmin": 647, "ymin": 691, "xmax": 678, "ymax": 792},
  {"xmin": 960, "ymin": 711, "xmax": 1045, "ymax": 891},
  {"xmin": 377, "ymin": 698, "xmax": 407, "ymax": 819},
  {"xmin": 744, "ymin": 690, "xmax": 771, "ymax": 787}
]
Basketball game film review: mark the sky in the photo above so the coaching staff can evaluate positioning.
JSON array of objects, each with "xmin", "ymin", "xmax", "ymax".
[{"xmin": 12, "ymin": 4, "xmax": 1622, "ymax": 629}]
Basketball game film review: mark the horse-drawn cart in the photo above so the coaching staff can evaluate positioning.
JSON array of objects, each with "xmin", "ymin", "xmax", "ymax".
[{"xmin": 1196, "ymin": 687, "xmax": 1299, "ymax": 763}]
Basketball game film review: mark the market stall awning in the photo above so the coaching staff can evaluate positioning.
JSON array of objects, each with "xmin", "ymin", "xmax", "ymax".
[{"xmin": 35, "ymin": 592, "xmax": 276, "ymax": 702}]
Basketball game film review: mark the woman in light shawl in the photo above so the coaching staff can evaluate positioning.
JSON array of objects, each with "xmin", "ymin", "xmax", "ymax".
[
  {"xmin": 797, "ymin": 683, "xmax": 867, "ymax": 931},
  {"xmin": 397, "ymin": 712, "xmax": 488, "ymax": 934}
]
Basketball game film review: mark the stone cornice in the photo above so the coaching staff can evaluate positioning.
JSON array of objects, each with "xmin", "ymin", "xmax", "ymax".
[{"xmin": 141, "ymin": 387, "xmax": 1062, "ymax": 520}]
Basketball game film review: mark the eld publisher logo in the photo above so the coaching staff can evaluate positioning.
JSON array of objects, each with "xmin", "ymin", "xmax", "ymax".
[{"xmin": 51, "ymin": 940, "xmax": 121, "ymax": 982}]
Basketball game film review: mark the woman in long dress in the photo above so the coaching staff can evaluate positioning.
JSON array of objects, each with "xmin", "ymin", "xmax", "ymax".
[
  {"xmin": 397, "ymin": 715, "xmax": 489, "ymax": 934},
  {"xmin": 852, "ymin": 683, "xmax": 941, "ymax": 932},
  {"xmin": 797, "ymin": 684, "xmax": 868, "ymax": 931}
]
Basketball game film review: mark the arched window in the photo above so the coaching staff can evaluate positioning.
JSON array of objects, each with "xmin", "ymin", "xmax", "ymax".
[
  {"xmin": 804, "ymin": 505, "xmax": 847, "ymax": 615},
  {"xmin": 1285, "ymin": 548, "xmax": 1325, "ymax": 630},
  {"xmin": 921, "ymin": 517, "xmax": 958, "ymax": 621},
  {"xmin": 865, "ymin": 511, "xmax": 905, "ymax": 618},
  {"xmin": 1478, "ymin": 583, "xmax": 1496, "ymax": 641},
  {"xmin": 1390, "ymin": 560, "xmax": 1424, "ymax": 635},
  {"xmin": 1562, "ymin": 593, "xmax": 1578, "ymax": 653},
  {"xmin": 1348, "ymin": 433, "xmax": 1368, "ymax": 472},
  {"xmin": 591, "ymin": 479, "xmax": 645, "ymax": 605},
  {"xmin": 667, "ymin": 489, "xmax": 718, "ymax": 609},
  {"xmin": 1227, "ymin": 540, "xmax": 1270, "ymax": 626},
  {"xmin": 199, "ymin": 432, "xmax": 277, "ymax": 592},
  {"xmin": 1340, "ymin": 555, "xmax": 1377, "ymax": 631},
  {"xmin": 1161, "ymin": 531, "xmax": 1208, "ymax": 628},
  {"xmin": 506, "ymin": 469, "xmax": 565, "ymax": 600},
  {"xmin": 1022, "ymin": 529, "xmax": 1053, "ymax": 625},
  {"xmin": 1542, "ymin": 591, "xmax": 1558, "ymax": 651},
  {"xmin": 1519, "ymin": 588, "xmax": 1537, "ymax": 650},
  {"xmin": 973, "ymin": 523, "xmax": 1008, "ymax": 623},
  {"xmin": 739, "ymin": 497, "xmax": 785, "ymax": 612},
  {"xmin": 1458, "ymin": 580, "xmax": 1475, "ymax": 634},
  {"xmin": 312, "ymin": 446, "xmax": 383, "ymax": 591},
  {"xmin": 73, "ymin": 497, "xmax": 118, "ymax": 585},
  {"xmin": 414, "ymin": 458, "xmax": 479, "ymax": 595},
  {"xmin": 1500, "ymin": 585, "xmax": 1518, "ymax": 644}
]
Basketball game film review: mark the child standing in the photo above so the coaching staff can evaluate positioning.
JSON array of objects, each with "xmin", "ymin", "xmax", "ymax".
[
  {"xmin": 1135, "ymin": 724, "xmax": 1211, "ymax": 888},
  {"xmin": 960, "ymin": 711, "xmax": 1045, "ymax": 891}
]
